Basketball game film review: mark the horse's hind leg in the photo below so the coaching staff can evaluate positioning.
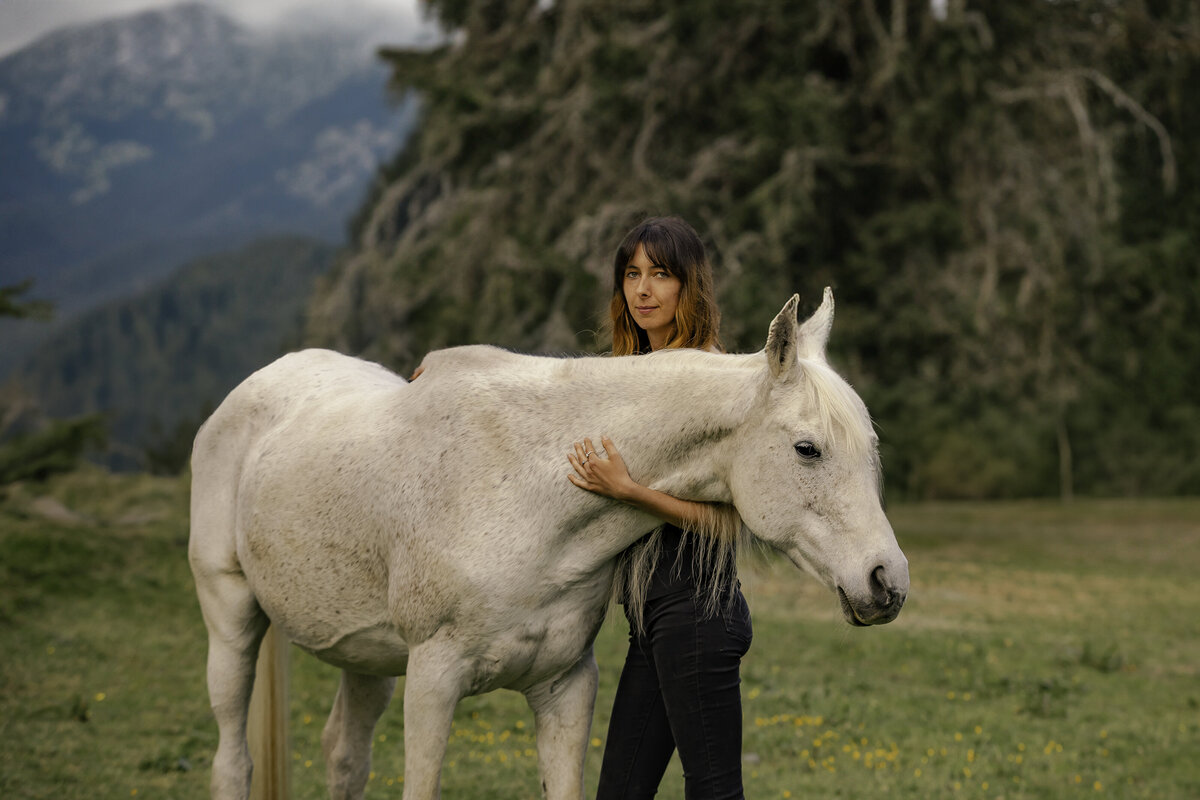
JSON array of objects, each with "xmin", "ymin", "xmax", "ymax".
[
  {"xmin": 195, "ymin": 569, "xmax": 269, "ymax": 800},
  {"xmin": 321, "ymin": 671, "xmax": 396, "ymax": 800}
]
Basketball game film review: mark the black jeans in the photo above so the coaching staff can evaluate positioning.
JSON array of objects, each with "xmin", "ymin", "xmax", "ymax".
[{"xmin": 596, "ymin": 586, "xmax": 753, "ymax": 800}]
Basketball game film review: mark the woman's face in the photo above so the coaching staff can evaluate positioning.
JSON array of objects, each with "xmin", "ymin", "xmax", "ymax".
[{"xmin": 623, "ymin": 243, "xmax": 682, "ymax": 351}]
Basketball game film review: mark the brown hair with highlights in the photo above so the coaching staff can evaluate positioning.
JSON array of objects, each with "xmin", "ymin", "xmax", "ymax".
[{"xmin": 609, "ymin": 216, "xmax": 722, "ymax": 355}]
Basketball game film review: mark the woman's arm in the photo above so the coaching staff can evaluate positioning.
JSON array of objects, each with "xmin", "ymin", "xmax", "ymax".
[{"xmin": 568, "ymin": 436, "xmax": 724, "ymax": 531}]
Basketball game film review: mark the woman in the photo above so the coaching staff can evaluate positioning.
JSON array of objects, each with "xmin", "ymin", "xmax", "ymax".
[{"xmin": 568, "ymin": 216, "xmax": 751, "ymax": 800}]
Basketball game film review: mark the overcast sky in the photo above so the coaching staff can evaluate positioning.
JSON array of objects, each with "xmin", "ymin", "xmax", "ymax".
[{"xmin": 0, "ymin": 0, "xmax": 439, "ymax": 56}]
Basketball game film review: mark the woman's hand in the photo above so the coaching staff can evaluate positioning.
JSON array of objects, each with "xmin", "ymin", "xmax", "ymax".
[
  {"xmin": 569, "ymin": 436, "xmax": 734, "ymax": 533},
  {"xmin": 568, "ymin": 436, "xmax": 638, "ymax": 501}
]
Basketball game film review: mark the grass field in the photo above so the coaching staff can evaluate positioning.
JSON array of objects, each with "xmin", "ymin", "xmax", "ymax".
[{"xmin": 2, "ymin": 468, "xmax": 1198, "ymax": 799}]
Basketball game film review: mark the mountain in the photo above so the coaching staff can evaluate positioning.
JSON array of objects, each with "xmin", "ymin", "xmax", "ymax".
[
  {"xmin": 10, "ymin": 236, "xmax": 337, "ymax": 469},
  {"xmin": 0, "ymin": 1, "xmax": 420, "ymax": 372}
]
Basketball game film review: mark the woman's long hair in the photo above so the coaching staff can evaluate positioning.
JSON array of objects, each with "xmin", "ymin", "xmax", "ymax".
[
  {"xmin": 609, "ymin": 216, "xmax": 722, "ymax": 356},
  {"xmin": 607, "ymin": 216, "xmax": 741, "ymax": 630}
]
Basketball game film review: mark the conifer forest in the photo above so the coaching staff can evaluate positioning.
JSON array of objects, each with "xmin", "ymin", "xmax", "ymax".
[{"xmin": 309, "ymin": 0, "xmax": 1200, "ymax": 501}]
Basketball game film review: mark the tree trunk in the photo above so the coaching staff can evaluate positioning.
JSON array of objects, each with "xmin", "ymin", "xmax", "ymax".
[{"xmin": 1057, "ymin": 412, "xmax": 1074, "ymax": 503}]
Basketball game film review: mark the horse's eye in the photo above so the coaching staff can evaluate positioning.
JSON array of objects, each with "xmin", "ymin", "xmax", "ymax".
[{"xmin": 794, "ymin": 441, "xmax": 821, "ymax": 460}]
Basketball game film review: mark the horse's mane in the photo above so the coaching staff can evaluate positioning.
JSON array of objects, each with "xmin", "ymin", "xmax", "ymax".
[
  {"xmin": 800, "ymin": 357, "xmax": 884, "ymax": 509},
  {"xmin": 635, "ymin": 349, "xmax": 877, "ymax": 459},
  {"xmin": 798, "ymin": 358, "xmax": 876, "ymax": 461},
  {"xmin": 631, "ymin": 350, "xmax": 875, "ymax": 457},
  {"xmin": 613, "ymin": 506, "xmax": 746, "ymax": 634}
]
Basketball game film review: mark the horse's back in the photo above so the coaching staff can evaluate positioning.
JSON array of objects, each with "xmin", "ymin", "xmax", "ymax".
[
  {"xmin": 221, "ymin": 348, "xmax": 399, "ymax": 417},
  {"xmin": 196, "ymin": 348, "xmax": 399, "ymax": 451}
]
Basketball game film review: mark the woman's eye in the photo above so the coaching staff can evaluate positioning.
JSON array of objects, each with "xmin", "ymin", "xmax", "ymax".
[{"xmin": 794, "ymin": 441, "xmax": 821, "ymax": 460}]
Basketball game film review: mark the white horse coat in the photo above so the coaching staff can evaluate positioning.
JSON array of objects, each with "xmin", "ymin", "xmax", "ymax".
[{"xmin": 189, "ymin": 291, "xmax": 908, "ymax": 800}]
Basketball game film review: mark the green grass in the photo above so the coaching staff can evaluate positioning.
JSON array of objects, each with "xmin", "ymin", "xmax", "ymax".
[{"xmin": 2, "ymin": 470, "xmax": 1198, "ymax": 798}]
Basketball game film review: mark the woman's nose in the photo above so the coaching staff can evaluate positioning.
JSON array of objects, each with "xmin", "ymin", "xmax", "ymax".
[{"xmin": 635, "ymin": 277, "xmax": 650, "ymax": 295}]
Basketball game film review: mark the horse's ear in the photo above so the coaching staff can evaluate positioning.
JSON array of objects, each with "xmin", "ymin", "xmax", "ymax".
[
  {"xmin": 797, "ymin": 287, "xmax": 835, "ymax": 363},
  {"xmin": 765, "ymin": 294, "xmax": 801, "ymax": 379}
]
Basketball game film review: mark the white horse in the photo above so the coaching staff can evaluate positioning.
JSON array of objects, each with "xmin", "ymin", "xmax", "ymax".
[{"xmin": 189, "ymin": 289, "xmax": 908, "ymax": 800}]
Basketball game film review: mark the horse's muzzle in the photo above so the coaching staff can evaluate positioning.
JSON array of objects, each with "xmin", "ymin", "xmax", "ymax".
[{"xmin": 838, "ymin": 565, "xmax": 907, "ymax": 626}]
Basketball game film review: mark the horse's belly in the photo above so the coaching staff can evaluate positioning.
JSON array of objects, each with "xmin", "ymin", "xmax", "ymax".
[
  {"xmin": 295, "ymin": 623, "xmax": 410, "ymax": 676},
  {"xmin": 468, "ymin": 586, "xmax": 611, "ymax": 695},
  {"xmin": 238, "ymin": 530, "xmax": 396, "ymax": 652}
]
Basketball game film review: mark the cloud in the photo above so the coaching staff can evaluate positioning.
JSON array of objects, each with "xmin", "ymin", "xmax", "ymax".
[
  {"xmin": 0, "ymin": 0, "xmax": 438, "ymax": 57},
  {"xmin": 214, "ymin": 0, "xmax": 436, "ymax": 37},
  {"xmin": 0, "ymin": 0, "xmax": 172, "ymax": 56}
]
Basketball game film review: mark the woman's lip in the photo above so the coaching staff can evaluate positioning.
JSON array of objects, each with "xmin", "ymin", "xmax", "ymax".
[{"xmin": 635, "ymin": 305, "xmax": 657, "ymax": 313}]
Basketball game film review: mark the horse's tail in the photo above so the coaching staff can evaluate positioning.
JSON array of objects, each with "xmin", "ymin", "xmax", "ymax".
[{"xmin": 248, "ymin": 624, "xmax": 291, "ymax": 800}]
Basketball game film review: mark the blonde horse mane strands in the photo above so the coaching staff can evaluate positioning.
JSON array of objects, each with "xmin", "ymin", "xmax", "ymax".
[
  {"xmin": 800, "ymin": 357, "xmax": 883, "ymax": 499},
  {"xmin": 799, "ymin": 358, "xmax": 876, "ymax": 461},
  {"xmin": 614, "ymin": 504, "xmax": 746, "ymax": 635}
]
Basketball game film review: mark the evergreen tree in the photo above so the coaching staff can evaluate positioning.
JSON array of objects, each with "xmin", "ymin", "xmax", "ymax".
[
  {"xmin": 309, "ymin": 0, "xmax": 1200, "ymax": 499},
  {"xmin": 0, "ymin": 283, "xmax": 105, "ymax": 488}
]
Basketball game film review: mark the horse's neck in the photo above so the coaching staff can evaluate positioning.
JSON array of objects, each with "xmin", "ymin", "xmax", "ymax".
[
  {"xmin": 553, "ymin": 351, "xmax": 762, "ymax": 544},
  {"xmin": 415, "ymin": 347, "xmax": 762, "ymax": 562},
  {"xmin": 594, "ymin": 355, "xmax": 759, "ymax": 494}
]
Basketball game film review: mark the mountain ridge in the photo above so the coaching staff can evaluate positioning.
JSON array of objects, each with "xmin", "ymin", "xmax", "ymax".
[
  {"xmin": 9, "ymin": 235, "xmax": 339, "ymax": 469},
  {"xmin": 0, "ymin": 1, "xmax": 419, "ymax": 373}
]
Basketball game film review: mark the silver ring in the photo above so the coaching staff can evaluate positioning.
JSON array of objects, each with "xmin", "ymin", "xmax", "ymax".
[{"xmin": 585, "ymin": 451, "xmax": 596, "ymax": 458}]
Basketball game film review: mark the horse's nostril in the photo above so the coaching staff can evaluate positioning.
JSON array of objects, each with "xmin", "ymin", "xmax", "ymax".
[{"xmin": 869, "ymin": 565, "xmax": 892, "ymax": 606}]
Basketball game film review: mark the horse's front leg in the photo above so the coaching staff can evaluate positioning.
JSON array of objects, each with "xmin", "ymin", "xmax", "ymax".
[
  {"xmin": 523, "ymin": 648, "xmax": 599, "ymax": 800},
  {"xmin": 400, "ymin": 644, "xmax": 468, "ymax": 800}
]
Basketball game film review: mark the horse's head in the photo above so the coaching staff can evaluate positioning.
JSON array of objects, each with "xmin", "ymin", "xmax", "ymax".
[{"xmin": 729, "ymin": 289, "xmax": 908, "ymax": 626}]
